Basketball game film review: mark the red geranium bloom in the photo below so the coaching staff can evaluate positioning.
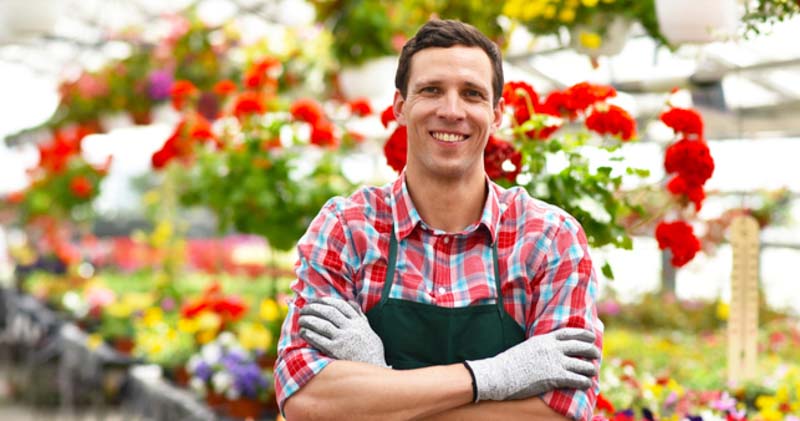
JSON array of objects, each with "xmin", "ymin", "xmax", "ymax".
[
  {"xmin": 310, "ymin": 120, "xmax": 338, "ymax": 148},
  {"xmin": 213, "ymin": 79, "xmax": 237, "ymax": 96},
  {"xmin": 244, "ymin": 57, "xmax": 281, "ymax": 89},
  {"xmin": 502, "ymin": 81, "xmax": 539, "ymax": 114},
  {"xmin": 664, "ymin": 138, "xmax": 715, "ymax": 187},
  {"xmin": 211, "ymin": 296, "xmax": 248, "ymax": 322},
  {"xmin": 667, "ymin": 175, "xmax": 706, "ymax": 211},
  {"xmin": 380, "ymin": 105, "xmax": 396, "ymax": 128},
  {"xmin": 189, "ymin": 114, "xmax": 215, "ymax": 141},
  {"xmin": 232, "ymin": 91, "xmax": 267, "ymax": 118},
  {"xmin": 562, "ymin": 82, "xmax": 616, "ymax": 115},
  {"xmin": 484, "ymin": 136, "xmax": 522, "ymax": 183},
  {"xmin": 660, "ymin": 107, "xmax": 703, "ymax": 138},
  {"xmin": 384, "ymin": 126, "xmax": 407, "ymax": 173},
  {"xmin": 348, "ymin": 97, "xmax": 373, "ymax": 117},
  {"xmin": 170, "ymin": 80, "xmax": 198, "ymax": 110},
  {"xmin": 151, "ymin": 137, "xmax": 179, "ymax": 169},
  {"xmin": 290, "ymin": 98, "xmax": 325, "ymax": 126},
  {"xmin": 585, "ymin": 104, "xmax": 637, "ymax": 141},
  {"xmin": 69, "ymin": 176, "xmax": 93, "ymax": 198},
  {"xmin": 655, "ymin": 220, "xmax": 701, "ymax": 267}
]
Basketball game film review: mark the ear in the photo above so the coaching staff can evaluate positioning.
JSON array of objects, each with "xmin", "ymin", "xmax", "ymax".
[
  {"xmin": 393, "ymin": 90, "xmax": 407, "ymax": 126},
  {"xmin": 490, "ymin": 97, "xmax": 504, "ymax": 134}
]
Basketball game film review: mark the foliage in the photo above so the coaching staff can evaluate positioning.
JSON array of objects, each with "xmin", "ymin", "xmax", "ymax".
[{"xmin": 743, "ymin": 0, "xmax": 800, "ymax": 37}]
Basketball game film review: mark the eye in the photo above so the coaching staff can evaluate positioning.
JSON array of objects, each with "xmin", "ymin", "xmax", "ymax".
[
  {"xmin": 464, "ymin": 89, "xmax": 485, "ymax": 99},
  {"xmin": 420, "ymin": 86, "xmax": 440, "ymax": 94}
]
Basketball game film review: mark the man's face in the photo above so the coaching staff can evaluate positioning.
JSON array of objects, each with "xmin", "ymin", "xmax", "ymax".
[{"xmin": 394, "ymin": 46, "xmax": 503, "ymax": 182}]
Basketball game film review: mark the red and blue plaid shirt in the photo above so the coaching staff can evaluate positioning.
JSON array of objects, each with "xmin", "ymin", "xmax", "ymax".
[{"xmin": 276, "ymin": 172, "xmax": 603, "ymax": 420}]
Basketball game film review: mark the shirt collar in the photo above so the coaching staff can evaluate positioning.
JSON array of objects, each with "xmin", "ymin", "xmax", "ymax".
[{"xmin": 390, "ymin": 171, "xmax": 504, "ymax": 244}]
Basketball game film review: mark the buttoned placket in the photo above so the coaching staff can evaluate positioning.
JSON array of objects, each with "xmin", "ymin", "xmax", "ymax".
[{"xmin": 432, "ymin": 233, "xmax": 454, "ymax": 303}]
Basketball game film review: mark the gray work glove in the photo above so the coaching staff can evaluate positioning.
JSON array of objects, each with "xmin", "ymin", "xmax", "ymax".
[
  {"xmin": 298, "ymin": 296, "xmax": 389, "ymax": 368},
  {"xmin": 465, "ymin": 328, "xmax": 600, "ymax": 402}
]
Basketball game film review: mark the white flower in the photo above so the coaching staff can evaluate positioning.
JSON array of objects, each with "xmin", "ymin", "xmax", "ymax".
[
  {"xmin": 225, "ymin": 387, "xmax": 241, "ymax": 401},
  {"xmin": 186, "ymin": 354, "xmax": 202, "ymax": 373},
  {"xmin": 211, "ymin": 371, "xmax": 232, "ymax": 393},
  {"xmin": 189, "ymin": 377, "xmax": 207, "ymax": 396},
  {"xmin": 201, "ymin": 343, "xmax": 222, "ymax": 364},
  {"xmin": 217, "ymin": 331, "xmax": 237, "ymax": 348}
]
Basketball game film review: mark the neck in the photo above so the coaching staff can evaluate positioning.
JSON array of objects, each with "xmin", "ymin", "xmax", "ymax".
[{"xmin": 404, "ymin": 168, "xmax": 487, "ymax": 233}]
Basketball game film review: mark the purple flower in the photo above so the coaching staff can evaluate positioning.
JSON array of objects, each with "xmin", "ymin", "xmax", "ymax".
[
  {"xmin": 148, "ymin": 70, "xmax": 173, "ymax": 100},
  {"xmin": 161, "ymin": 297, "xmax": 175, "ymax": 312},
  {"xmin": 711, "ymin": 392, "xmax": 737, "ymax": 412},
  {"xmin": 194, "ymin": 361, "xmax": 213, "ymax": 382}
]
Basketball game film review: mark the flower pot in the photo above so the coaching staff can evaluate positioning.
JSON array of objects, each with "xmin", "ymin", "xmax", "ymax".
[
  {"xmin": 206, "ymin": 391, "xmax": 226, "ymax": 408},
  {"xmin": 570, "ymin": 16, "xmax": 633, "ymax": 58},
  {"xmin": 226, "ymin": 398, "xmax": 264, "ymax": 419},
  {"xmin": 112, "ymin": 337, "xmax": 135, "ymax": 355},
  {"xmin": 655, "ymin": 0, "xmax": 739, "ymax": 45},
  {"xmin": 170, "ymin": 366, "xmax": 190, "ymax": 386},
  {"xmin": 337, "ymin": 56, "xmax": 398, "ymax": 105}
]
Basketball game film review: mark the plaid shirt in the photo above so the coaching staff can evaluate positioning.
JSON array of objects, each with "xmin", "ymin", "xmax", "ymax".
[{"xmin": 275, "ymin": 173, "xmax": 603, "ymax": 421}]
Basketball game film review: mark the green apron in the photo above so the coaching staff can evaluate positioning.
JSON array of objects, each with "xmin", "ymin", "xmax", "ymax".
[{"xmin": 366, "ymin": 230, "xmax": 526, "ymax": 369}]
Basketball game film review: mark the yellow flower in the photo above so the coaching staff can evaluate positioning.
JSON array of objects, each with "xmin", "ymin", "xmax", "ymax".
[
  {"xmin": 142, "ymin": 307, "xmax": 164, "ymax": 328},
  {"xmin": 238, "ymin": 322, "xmax": 273, "ymax": 351},
  {"xmin": 666, "ymin": 378, "xmax": 684, "ymax": 396},
  {"xmin": 716, "ymin": 301, "xmax": 729, "ymax": 321},
  {"xmin": 581, "ymin": 0, "xmax": 599, "ymax": 7},
  {"xmin": 197, "ymin": 329, "xmax": 217, "ymax": 345},
  {"xmin": 196, "ymin": 311, "xmax": 222, "ymax": 331},
  {"xmin": 260, "ymin": 299, "xmax": 280, "ymax": 322},
  {"xmin": 178, "ymin": 317, "xmax": 199, "ymax": 334},
  {"xmin": 543, "ymin": 4, "xmax": 557, "ymax": 19},
  {"xmin": 579, "ymin": 31, "xmax": 603, "ymax": 50},
  {"xmin": 86, "ymin": 334, "xmax": 104, "ymax": 351},
  {"xmin": 756, "ymin": 395, "xmax": 777, "ymax": 410},
  {"xmin": 123, "ymin": 292, "xmax": 155, "ymax": 311},
  {"xmin": 105, "ymin": 301, "xmax": 134, "ymax": 318},
  {"xmin": 559, "ymin": 8, "xmax": 576, "ymax": 23},
  {"xmin": 142, "ymin": 190, "xmax": 160, "ymax": 206},
  {"xmin": 152, "ymin": 220, "xmax": 173, "ymax": 248}
]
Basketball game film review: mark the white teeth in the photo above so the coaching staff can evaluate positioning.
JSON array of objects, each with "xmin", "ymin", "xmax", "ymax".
[{"xmin": 432, "ymin": 132, "xmax": 466, "ymax": 142}]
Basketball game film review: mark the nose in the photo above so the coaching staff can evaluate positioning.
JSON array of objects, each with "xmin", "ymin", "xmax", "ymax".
[{"xmin": 436, "ymin": 90, "xmax": 465, "ymax": 121}]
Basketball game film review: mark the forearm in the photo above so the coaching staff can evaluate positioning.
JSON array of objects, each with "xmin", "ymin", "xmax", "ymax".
[
  {"xmin": 283, "ymin": 360, "xmax": 473, "ymax": 421},
  {"xmin": 415, "ymin": 396, "xmax": 571, "ymax": 421}
]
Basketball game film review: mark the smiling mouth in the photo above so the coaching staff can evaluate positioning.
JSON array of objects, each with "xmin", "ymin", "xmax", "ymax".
[{"xmin": 430, "ymin": 131, "xmax": 469, "ymax": 143}]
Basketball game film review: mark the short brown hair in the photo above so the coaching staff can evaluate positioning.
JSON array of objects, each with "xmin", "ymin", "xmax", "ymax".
[{"xmin": 395, "ymin": 19, "xmax": 504, "ymax": 106}]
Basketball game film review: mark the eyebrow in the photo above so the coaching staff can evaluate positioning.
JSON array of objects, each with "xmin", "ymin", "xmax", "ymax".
[{"xmin": 413, "ymin": 79, "xmax": 490, "ymax": 94}]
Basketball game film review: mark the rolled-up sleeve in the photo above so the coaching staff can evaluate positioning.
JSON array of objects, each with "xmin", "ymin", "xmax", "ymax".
[
  {"xmin": 274, "ymin": 197, "xmax": 359, "ymax": 413},
  {"xmin": 526, "ymin": 214, "xmax": 604, "ymax": 421}
]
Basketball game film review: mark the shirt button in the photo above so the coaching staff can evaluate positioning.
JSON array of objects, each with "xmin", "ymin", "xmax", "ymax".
[
  {"xmin": 443, "ymin": 237, "xmax": 450, "ymax": 244},
  {"xmin": 438, "ymin": 287, "xmax": 446, "ymax": 295}
]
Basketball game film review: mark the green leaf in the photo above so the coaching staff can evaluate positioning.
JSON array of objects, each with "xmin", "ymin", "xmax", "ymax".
[{"xmin": 601, "ymin": 261, "xmax": 614, "ymax": 280}]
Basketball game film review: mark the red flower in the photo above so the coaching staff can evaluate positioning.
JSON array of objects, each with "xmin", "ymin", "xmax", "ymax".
[
  {"xmin": 380, "ymin": 105, "xmax": 396, "ymax": 128},
  {"xmin": 38, "ymin": 129, "xmax": 84, "ymax": 174},
  {"xmin": 170, "ymin": 80, "xmax": 198, "ymax": 110},
  {"xmin": 348, "ymin": 97, "xmax": 373, "ymax": 117},
  {"xmin": 310, "ymin": 120, "xmax": 338, "ymax": 148},
  {"xmin": 484, "ymin": 136, "xmax": 521, "ymax": 183},
  {"xmin": 383, "ymin": 126, "xmax": 407, "ymax": 173},
  {"xmin": 667, "ymin": 175, "xmax": 706, "ymax": 211},
  {"xmin": 595, "ymin": 393, "xmax": 615, "ymax": 414},
  {"xmin": 655, "ymin": 220, "xmax": 701, "ymax": 267},
  {"xmin": 213, "ymin": 79, "xmax": 237, "ymax": 96},
  {"xmin": 232, "ymin": 91, "xmax": 267, "ymax": 118},
  {"xmin": 660, "ymin": 107, "xmax": 703, "ymax": 138},
  {"xmin": 585, "ymin": 104, "xmax": 637, "ymax": 141},
  {"xmin": 664, "ymin": 138, "xmax": 715, "ymax": 187},
  {"xmin": 151, "ymin": 138, "xmax": 179, "ymax": 169},
  {"xmin": 562, "ymin": 82, "xmax": 616, "ymax": 115},
  {"xmin": 290, "ymin": 98, "xmax": 325, "ymax": 126},
  {"xmin": 244, "ymin": 57, "xmax": 281, "ymax": 89},
  {"xmin": 69, "ymin": 176, "xmax": 93, "ymax": 198},
  {"xmin": 502, "ymin": 81, "xmax": 539, "ymax": 113},
  {"xmin": 189, "ymin": 114, "xmax": 215, "ymax": 141}
]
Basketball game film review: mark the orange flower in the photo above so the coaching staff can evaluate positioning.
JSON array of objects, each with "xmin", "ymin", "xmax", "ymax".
[
  {"xmin": 348, "ymin": 97, "xmax": 373, "ymax": 116},
  {"xmin": 232, "ymin": 91, "xmax": 267, "ymax": 118},
  {"xmin": 213, "ymin": 79, "xmax": 237, "ymax": 96},
  {"xmin": 290, "ymin": 98, "xmax": 325, "ymax": 126},
  {"xmin": 6, "ymin": 190, "xmax": 25, "ymax": 204},
  {"xmin": 69, "ymin": 176, "xmax": 93, "ymax": 198},
  {"xmin": 244, "ymin": 57, "xmax": 281, "ymax": 89},
  {"xmin": 170, "ymin": 80, "xmax": 198, "ymax": 110}
]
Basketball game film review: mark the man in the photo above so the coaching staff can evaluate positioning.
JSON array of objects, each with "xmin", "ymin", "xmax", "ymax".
[{"xmin": 275, "ymin": 19, "xmax": 603, "ymax": 421}]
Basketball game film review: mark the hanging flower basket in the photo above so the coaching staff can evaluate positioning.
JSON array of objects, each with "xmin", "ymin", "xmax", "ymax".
[
  {"xmin": 570, "ymin": 15, "xmax": 633, "ymax": 58},
  {"xmin": 655, "ymin": 0, "xmax": 739, "ymax": 45}
]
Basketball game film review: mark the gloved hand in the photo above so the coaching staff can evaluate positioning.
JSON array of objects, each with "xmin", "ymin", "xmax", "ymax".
[
  {"xmin": 298, "ymin": 296, "xmax": 389, "ymax": 368},
  {"xmin": 465, "ymin": 328, "xmax": 600, "ymax": 401}
]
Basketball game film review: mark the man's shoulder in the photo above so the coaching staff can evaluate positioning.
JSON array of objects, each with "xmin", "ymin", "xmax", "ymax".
[
  {"xmin": 496, "ymin": 184, "xmax": 575, "ymax": 228},
  {"xmin": 319, "ymin": 183, "xmax": 391, "ymax": 223}
]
